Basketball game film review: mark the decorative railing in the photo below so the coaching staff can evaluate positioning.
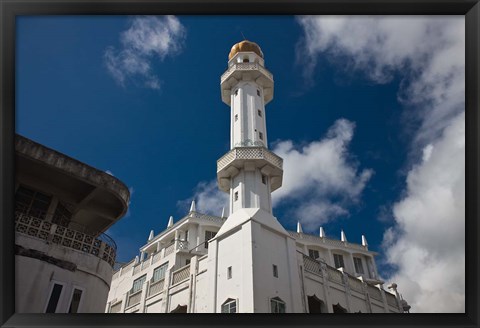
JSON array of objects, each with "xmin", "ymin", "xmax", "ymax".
[
  {"xmin": 367, "ymin": 284, "xmax": 383, "ymax": 301},
  {"xmin": 148, "ymin": 278, "xmax": 165, "ymax": 298},
  {"xmin": 176, "ymin": 240, "xmax": 189, "ymax": 251},
  {"xmin": 303, "ymin": 255, "xmax": 323, "ymax": 277},
  {"xmin": 288, "ymin": 232, "xmax": 367, "ymax": 252},
  {"xmin": 15, "ymin": 211, "xmax": 117, "ymax": 267},
  {"xmin": 133, "ymin": 264, "xmax": 142, "ymax": 275},
  {"xmin": 164, "ymin": 243, "xmax": 175, "ymax": 256},
  {"xmin": 234, "ymin": 140, "xmax": 265, "ymax": 148},
  {"xmin": 217, "ymin": 147, "xmax": 283, "ymax": 172},
  {"xmin": 221, "ymin": 62, "xmax": 273, "ymax": 84},
  {"xmin": 171, "ymin": 265, "xmax": 190, "ymax": 285},
  {"xmin": 348, "ymin": 276, "xmax": 364, "ymax": 293},
  {"xmin": 126, "ymin": 290, "xmax": 142, "ymax": 308},
  {"xmin": 152, "ymin": 251, "xmax": 162, "ymax": 264},
  {"xmin": 327, "ymin": 267, "xmax": 344, "ymax": 285},
  {"xmin": 385, "ymin": 292, "xmax": 398, "ymax": 307},
  {"xmin": 110, "ymin": 301, "xmax": 122, "ymax": 313}
]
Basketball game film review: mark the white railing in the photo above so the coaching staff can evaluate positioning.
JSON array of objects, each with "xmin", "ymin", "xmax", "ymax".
[
  {"xmin": 221, "ymin": 62, "xmax": 273, "ymax": 84},
  {"xmin": 217, "ymin": 147, "xmax": 283, "ymax": 172},
  {"xmin": 152, "ymin": 251, "xmax": 162, "ymax": 264},
  {"xmin": 385, "ymin": 292, "xmax": 398, "ymax": 307},
  {"xmin": 176, "ymin": 240, "xmax": 189, "ymax": 251},
  {"xmin": 367, "ymin": 284, "xmax": 383, "ymax": 301},
  {"xmin": 164, "ymin": 243, "xmax": 175, "ymax": 256},
  {"xmin": 15, "ymin": 211, "xmax": 117, "ymax": 267},
  {"xmin": 303, "ymin": 255, "xmax": 323, "ymax": 276},
  {"xmin": 148, "ymin": 278, "xmax": 165, "ymax": 298},
  {"xmin": 127, "ymin": 290, "xmax": 142, "ymax": 308},
  {"xmin": 171, "ymin": 265, "xmax": 190, "ymax": 285},
  {"xmin": 327, "ymin": 267, "xmax": 344, "ymax": 285},
  {"xmin": 348, "ymin": 276, "xmax": 364, "ymax": 293},
  {"xmin": 110, "ymin": 301, "xmax": 122, "ymax": 313},
  {"xmin": 288, "ymin": 231, "xmax": 367, "ymax": 252}
]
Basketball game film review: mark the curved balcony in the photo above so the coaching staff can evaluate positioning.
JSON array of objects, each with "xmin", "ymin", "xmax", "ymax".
[
  {"xmin": 14, "ymin": 210, "xmax": 117, "ymax": 267},
  {"xmin": 217, "ymin": 147, "xmax": 283, "ymax": 192}
]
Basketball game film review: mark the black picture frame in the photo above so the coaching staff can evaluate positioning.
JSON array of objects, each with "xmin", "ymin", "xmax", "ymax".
[{"xmin": 1, "ymin": 1, "xmax": 478, "ymax": 327}]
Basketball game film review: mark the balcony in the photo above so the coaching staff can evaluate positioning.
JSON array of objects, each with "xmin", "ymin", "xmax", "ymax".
[
  {"xmin": 15, "ymin": 210, "xmax": 117, "ymax": 267},
  {"xmin": 217, "ymin": 147, "xmax": 283, "ymax": 192}
]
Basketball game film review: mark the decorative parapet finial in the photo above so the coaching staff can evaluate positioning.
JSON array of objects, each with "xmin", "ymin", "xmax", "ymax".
[
  {"xmin": 167, "ymin": 216, "xmax": 174, "ymax": 228},
  {"xmin": 341, "ymin": 230, "xmax": 347, "ymax": 242},
  {"xmin": 221, "ymin": 207, "xmax": 225, "ymax": 218},
  {"xmin": 134, "ymin": 255, "xmax": 139, "ymax": 264},
  {"xmin": 148, "ymin": 230, "xmax": 154, "ymax": 241},
  {"xmin": 319, "ymin": 226, "xmax": 325, "ymax": 238},
  {"xmin": 362, "ymin": 234, "xmax": 368, "ymax": 247},
  {"xmin": 297, "ymin": 221, "xmax": 303, "ymax": 233},
  {"xmin": 190, "ymin": 200, "xmax": 196, "ymax": 212}
]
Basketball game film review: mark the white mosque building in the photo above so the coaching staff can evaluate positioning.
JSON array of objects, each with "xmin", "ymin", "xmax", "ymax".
[{"xmin": 106, "ymin": 40, "xmax": 411, "ymax": 314}]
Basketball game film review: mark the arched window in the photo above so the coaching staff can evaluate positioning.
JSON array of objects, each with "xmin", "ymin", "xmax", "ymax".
[
  {"xmin": 221, "ymin": 298, "xmax": 237, "ymax": 313},
  {"xmin": 307, "ymin": 295, "xmax": 327, "ymax": 313},
  {"xmin": 170, "ymin": 304, "xmax": 187, "ymax": 313},
  {"xmin": 243, "ymin": 57, "xmax": 250, "ymax": 63},
  {"xmin": 270, "ymin": 297, "xmax": 286, "ymax": 313}
]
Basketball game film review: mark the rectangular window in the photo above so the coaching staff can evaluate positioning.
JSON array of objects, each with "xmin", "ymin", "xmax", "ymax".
[
  {"xmin": 132, "ymin": 275, "xmax": 146, "ymax": 293},
  {"xmin": 227, "ymin": 266, "xmax": 232, "ymax": 279},
  {"xmin": 186, "ymin": 259, "xmax": 191, "ymax": 265},
  {"xmin": 261, "ymin": 175, "xmax": 267, "ymax": 184},
  {"xmin": 235, "ymin": 114, "xmax": 238, "ymax": 122},
  {"xmin": 15, "ymin": 185, "xmax": 52, "ymax": 219},
  {"xmin": 273, "ymin": 264, "xmax": 278, "ymax": 278},
  {"xmin": 45, "ymin": 283, "xmax": 63, "ymax": 313},
  {"xmin": 257, "ymin": 89, "xmax": 261, "ymax": 96},
  {"xmin": 221, "ymin": 299, "xmax": 237, "ymax": 313},
  {"xmin": 270, "ymin": 298, "xmax": 286, "ymax": 313},
  {"xmin": 68, "ymin": 288, "xmax": 83, "ymax": 313},
  {"xmin": 258, "ymin": 109, "xmax": 262, "ymax": 117},
  {"xmin": 333, "ymin": 254, "xmax": 345, "ymax": 269},
  {"xmin": 259, "ymin": 132, "xmax": 263, "ymax": 140},
  {"xmin": 204, "ymin": 230, "xmax": 216, "ymax": 249},
  {"xmin": 354, "ymin": 257, "xmax": 364, "ymax": 274},
  {"xmin": 184, "ymin": 230, "xmax": 189, "ymax": 242},
  {"xmin": 234, "ymin": 191, "xmax": 239, "ymax": 201},
  {"xmin": 308, "ymin": 249, "xmax": 320, "ymax": 260},
  {"xmin": 152, "ymin": 263, "xmax": 168, "ymax": 282}
]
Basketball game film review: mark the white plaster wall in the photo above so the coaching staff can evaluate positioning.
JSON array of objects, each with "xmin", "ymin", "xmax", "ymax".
[
  {"xmin": 16, "ymin": 234, "xmax": 112, "ymax": 313},
  {"xmin": 145, "ymin": 299, "xmax": 162, "ymax": 313},
  {"xmin": 193, "ymin": 271, "xmax": 208, "ymax": 312},
  {"xmin": 168, "ymin": 287, "xmax": 189, "ymax": 312}
]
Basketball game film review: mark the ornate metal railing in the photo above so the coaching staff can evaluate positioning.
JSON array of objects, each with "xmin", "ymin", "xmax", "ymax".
[
  {"xmin": 15, "ymin": 210, "xmax": 117, "ymax": 267},
  {"xmin": 367, "ymin": 284, "xmax": 383, "ymax": 301},
  {"xmin": 171, "ymin": 265, "xmax": 190, "ymax": 285},
  {"xmin": 217, "ymin": 147, "xmax": 283, "ymax": 172},
  {"xmin": 303, "ymin": 255, "xmax": 323, "ymax": 277},
  {"xmin": 148, "ymin": 278, "xmax": 165, "ymax": 298}
]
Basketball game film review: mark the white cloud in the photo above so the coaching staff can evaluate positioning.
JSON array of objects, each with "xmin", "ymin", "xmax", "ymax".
[
  {"xmin": 296, "ymin": 16, "xmax": 465, "ymax": 312},
  {"xmin": 272, "ymin": 118, "xmax": 373, "ymax": 230},
  {"xmin": 104, "ymin": 16, "xmax": 186, "ymax": 89},
  {"xmin": 182, "ymin": 119, "xmax": 373, "ymax": 232}
]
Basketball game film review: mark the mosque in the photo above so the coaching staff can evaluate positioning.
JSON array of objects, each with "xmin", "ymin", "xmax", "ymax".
[{"xmin": 106, "ymin": 40, "xmax": 411, "ymax": 314}]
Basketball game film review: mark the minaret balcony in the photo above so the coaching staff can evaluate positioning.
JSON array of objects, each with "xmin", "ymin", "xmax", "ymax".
[
  {"xmin": 220, "ymin": 62, "xmax": 274, "ymax": 105},
  {"xmin": 217, "ymin": 147, "xmax": 283, "ymax": 193}
]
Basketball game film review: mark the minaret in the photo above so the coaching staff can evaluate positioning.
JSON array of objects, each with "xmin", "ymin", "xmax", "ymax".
[
  {"xmin": 207, "ymin": 40, "xmax": 302, "ymax": 313},
  {"xmin": 217, "ymin": 40, "xmax": 283, "ymax": 216}
]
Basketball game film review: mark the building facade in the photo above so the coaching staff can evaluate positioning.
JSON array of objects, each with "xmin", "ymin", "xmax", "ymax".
[
  {"xmin": 15, "ymin": 135, "xmax": 130, "ymax": 313},
  {"xmin": 106, "ymin": 40, "xmax": 410, "ymax": 314}
]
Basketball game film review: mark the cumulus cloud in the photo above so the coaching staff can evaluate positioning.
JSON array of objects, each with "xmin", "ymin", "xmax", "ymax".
[
  {"xmin": 272, "ymin": 118, "xmax": 373, "ymax": 230},
  {"xmin": 182, "ymin": 119, "xmax": 373, "ymax": 231},
  {"xmin": 296, "ymin": 16, "xmax": 465, "ymax": 312},
  {"xmin": 104, "ymin": 16, "xmax": 186, "ymax": 89}
]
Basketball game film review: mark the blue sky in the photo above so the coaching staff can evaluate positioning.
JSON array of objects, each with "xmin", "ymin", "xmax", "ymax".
[{"xmin": 16, "ymin": 16, "xmax": 465, "ymax": 312}]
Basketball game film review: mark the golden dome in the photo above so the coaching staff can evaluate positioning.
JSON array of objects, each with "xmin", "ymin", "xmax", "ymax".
[{"xmin": 228, "ymin": 40, "xmax": 264, "ymax": 60}]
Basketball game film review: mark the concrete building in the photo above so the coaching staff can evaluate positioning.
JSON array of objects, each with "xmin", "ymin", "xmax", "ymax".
[
  {"xmin": 15, "ymin": 135, "xmax": 130, "ymax": 313},
  {"xmin": 106, "ymin": 40, "xmax": 411, "ymax": 314}
]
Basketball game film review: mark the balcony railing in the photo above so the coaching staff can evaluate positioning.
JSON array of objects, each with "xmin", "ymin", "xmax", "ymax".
[
  {"xmin": 367, "ymin": 284, "xmax": 383, "ymax": 301},
  {"xmin": 171, "ymin": 264, "xmax": 190, "ymax": 285},
  {"xmin": 217, "ymin": 147, "xmax": 283, "ymax": 172},
  {"xmin": 303, "ymin": 255, "xmax": 323, "ymax": 277},
  {"xmin": 148, "ymin": 278, "xmax": 165, "ymax": 298},
  {"xmin": 221, "ymin": 62, "xmax": 273, "ymax": 84},
  {"xmin": 15, "ymin": 210, "xmax": 117, "ymax": 267}
]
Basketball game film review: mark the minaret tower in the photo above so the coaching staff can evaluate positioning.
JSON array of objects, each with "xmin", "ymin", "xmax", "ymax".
[
  {"xmin": 207, "ymin": 40, "xmax": 302, "ymax": 313},
  {"xmin": 217, "ymin": 40, "xmax": 283, "ymax": 216}
]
